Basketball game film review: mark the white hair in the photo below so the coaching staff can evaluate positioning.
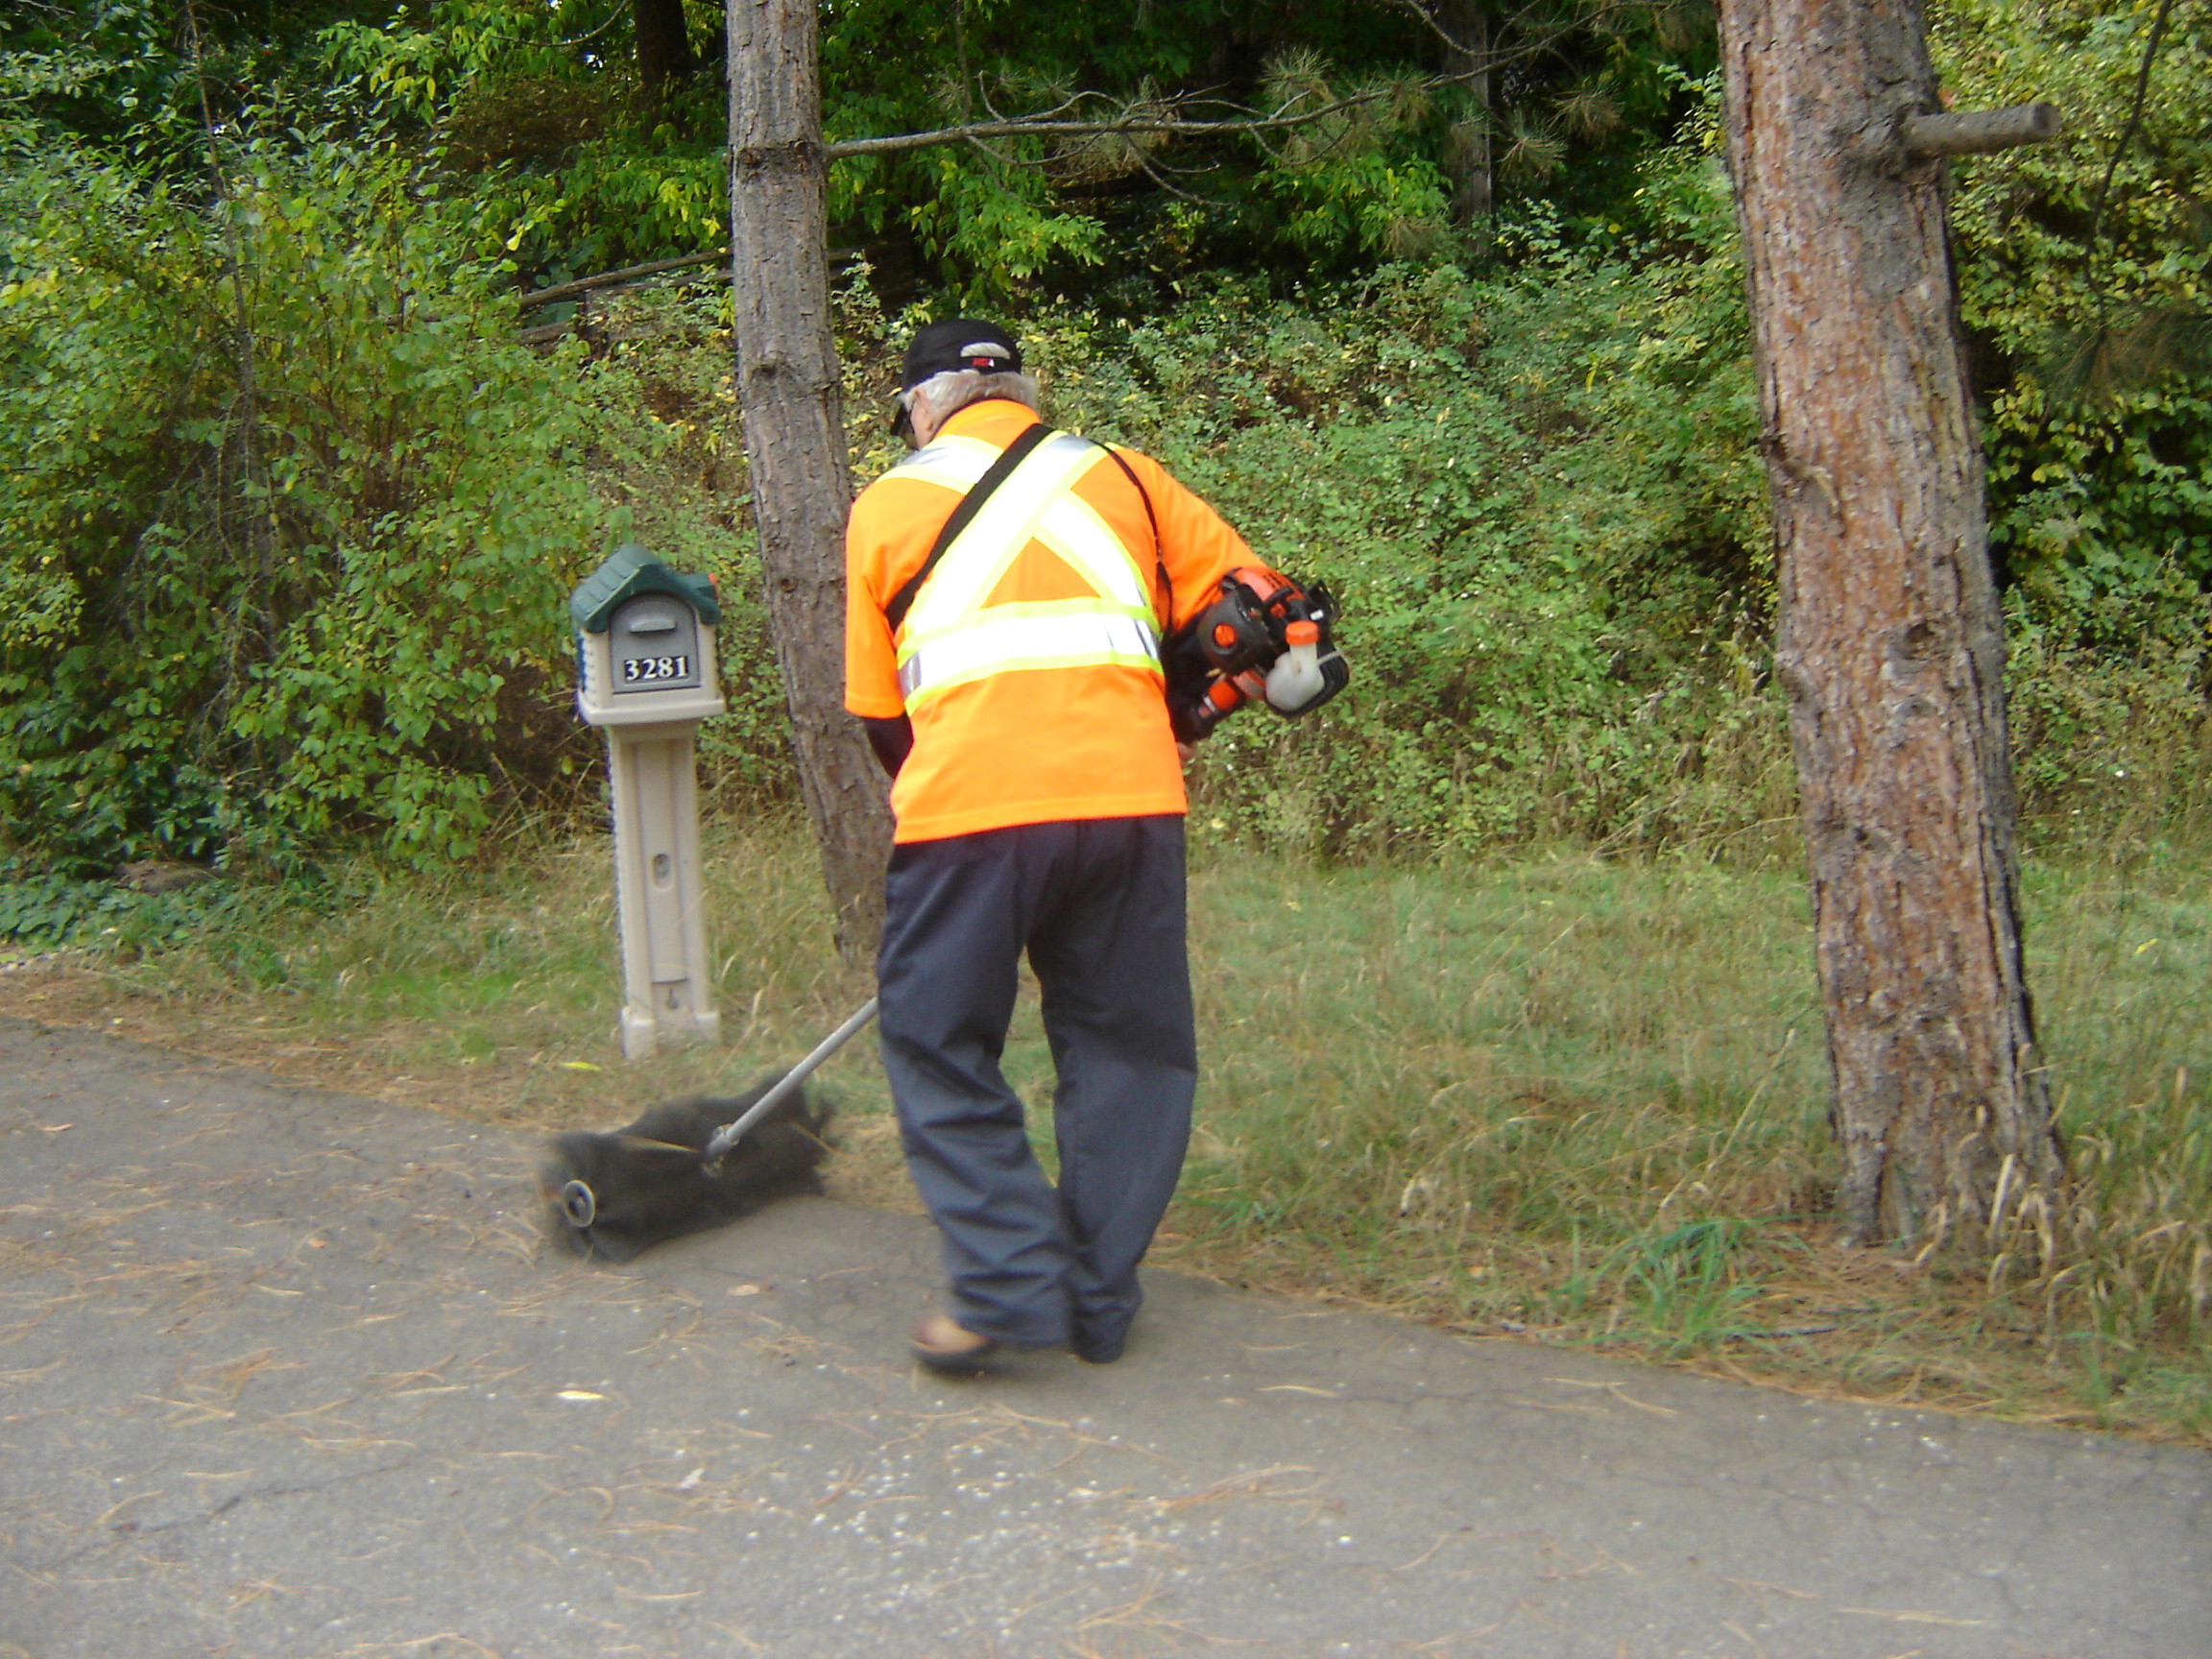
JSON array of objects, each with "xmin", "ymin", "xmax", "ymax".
[{"xmin": 908, "ymin": 368, "xmax": 1041, "ymax": 433}]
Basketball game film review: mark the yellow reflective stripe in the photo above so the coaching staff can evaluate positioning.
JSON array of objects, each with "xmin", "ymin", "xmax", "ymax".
[
  {"xmin": 900, "ymin": 613, "xmax": 1164, "ymax": 706},
  {"xmin": 1034, "ymin": 490, "xmax": 1150, "ymax": 610},
  {"xmin": 902, "ymin": 438, "xmax": 1098, "ymax": 632},
  {"xmin": 902, "ymin": 434, "xmax": 1108, "ymax": 636},
  {"xmin": 902, "ymin": 594, "xmax": 1157, "ymax": 659},
  {"xmin": 886, "ymin": 435, "xmax": 999, "ymax": 493}
]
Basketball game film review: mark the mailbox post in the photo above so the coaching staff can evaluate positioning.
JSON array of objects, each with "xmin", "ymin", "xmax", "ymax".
[{"xmin": 571, "ymin": 544, "xmax": 726, "ymax": 1060}]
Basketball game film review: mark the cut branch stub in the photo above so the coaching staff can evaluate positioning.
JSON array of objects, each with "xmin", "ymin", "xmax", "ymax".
[
  {"xmin": 734, "ymin": 138, "xmax": 821, "ymax": 173},
  {"xmin": 1902, "ymin": 103, "xmax": 2060, "ymax": 157}
]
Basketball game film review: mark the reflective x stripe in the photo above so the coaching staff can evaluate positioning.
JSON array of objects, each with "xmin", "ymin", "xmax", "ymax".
[
  {"xmin": 893, "ymin": 430, "xmax": 1162, "ymax": 709},
  {"xmin": 902, "ymin": 435, "xmax": 1126, "ymax": 635}
]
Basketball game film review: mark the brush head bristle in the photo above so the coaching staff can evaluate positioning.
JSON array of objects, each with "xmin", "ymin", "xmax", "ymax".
[{"xmin": 540, "ymin": 1081, "xmax": 835, "ymax": 1262}]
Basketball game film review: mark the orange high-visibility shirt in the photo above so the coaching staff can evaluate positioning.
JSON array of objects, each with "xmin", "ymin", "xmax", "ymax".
[{"xmin": 845, "ymin": 400, "xmax": 1252, "ymax": 843}]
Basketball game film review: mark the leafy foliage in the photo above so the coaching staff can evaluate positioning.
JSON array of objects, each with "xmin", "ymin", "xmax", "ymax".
[
  {"xmin": 1, "ymin": 0, "xmax": 2205, "ymax": 890},
  {"xmin": 0, "ymin": 868, "xmax": 241, "ymax": 956},
  {"xmin": 1922, "ymin": 0, "xmax": 2212, "ymax": 808},
  {"xmin": 318, "ymin": 1, "xmax": 730, "ymax": 278},
  {"xmin": 1939, "ymin": 1, "xmax": 2212, "ymax": 616},
  {"xmin": 816, "ymin": 1, "xmax": 1719, "ymax": 299},
  {"xmin": 1022, "ymin": 126, "xmax": 1774, "ymax": 855},
  {"xmin": 7, "ymin": 1, "xmax": 1719, "ymax": 300},
  {"xmin": 0, "ymin": 130, "xmax": 621, "ymax": 873}
]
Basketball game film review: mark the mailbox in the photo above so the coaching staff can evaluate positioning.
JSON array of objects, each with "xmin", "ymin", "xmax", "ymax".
[
  {"xmin": 573, "ymin": 543, "xmax": 725, "ymax": 727},
  {"xmin": 569, "ymin": 544, "xmax": 725, "ymax": 1060}
]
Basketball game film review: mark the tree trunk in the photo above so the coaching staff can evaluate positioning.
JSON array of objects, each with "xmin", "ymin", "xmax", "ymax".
[
  {"xmin": 1437, "ymin": 0, "xmax": 1492, "ymax": 228},
  {"xmin": 634, "ymin": 0, "xmax": 697, "ymax": 96},
  {"xmin": 1718, "ymin": 0, "xmax": 2062, "ymax": 1248},
  {"xmin": 725, "ymin": 0, "xmax": 892, "ymax": 961}
]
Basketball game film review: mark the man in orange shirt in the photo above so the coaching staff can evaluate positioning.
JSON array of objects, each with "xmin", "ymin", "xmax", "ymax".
[{"xmin": 846, "ymin": 320, "xmax": 1254, "ymax": 1372}]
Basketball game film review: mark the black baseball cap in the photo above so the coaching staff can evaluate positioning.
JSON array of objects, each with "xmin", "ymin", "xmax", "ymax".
[{"xmin": 900, "ymin": 319, "xmax": 1022, "ymax": 390}]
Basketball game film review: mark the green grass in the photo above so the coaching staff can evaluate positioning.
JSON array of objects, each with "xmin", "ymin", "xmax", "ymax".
[
  {"xmin": 10, "ymin": 819, "xmax": 2207, "ymax": 1441},
  {"xmin": 1161, "ymin": 842, "xmax": 2211, "ymax": 1435},
  {"xmin": 0, "ymin": 828, "xmax": 887, "ymax": 1131}
]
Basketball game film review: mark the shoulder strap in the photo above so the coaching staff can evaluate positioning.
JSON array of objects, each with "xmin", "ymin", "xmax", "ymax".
[
  {"xmin": 1093, "ymin": 442, "xmax": 1174, "ymax": 637},
  {"xmin": 884, "ymin": 422, "xmax": 1053, "ymax": 634}
]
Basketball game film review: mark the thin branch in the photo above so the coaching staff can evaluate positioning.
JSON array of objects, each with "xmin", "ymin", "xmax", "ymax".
[
  {"xmin": 2088, "ymin": 0, "xmax": 2176, "ymax": 252},
  {"xmin": 974, "ymin": 80, "xmax": 1092, "ymax": 129},
  {"xmin": 1368, "ymin": 0, "xmax": 1479, "ymax": 58},
  {"xmin": 963, "ymin": 130, "xmax": 1028, "ymax": 169},
  {"xmin": 952, "ymin": 0, "xmax": 972, "ymax": 127},
  {"xmin": 1129, "ymin": 146, "xmax": 1219, "ymax": 180},
  {"xmin": 517, "ymin": 249, "xmax": 730, "ymax": 309},
  {"xmin": 824, "ymin": 84, "xmax": 1401, "ymax": 159},
  {"xmin": 1361, "ymin": 0, "xmax": 1665, "ymax": 82},
  {"xmin": 433, "ymin": 0, "xmax": 626, "ymax": 55},
  {"xmin": 553, "ymin": 4, "xmax": 630, "ymax": 52},
  {"xmin": 1132, "ymin": 148, "xmax": 1217, "ymax": 206},
  {"xmin": 2055, "ymin": 0, "xmax": 2183, "ymax": 411},
  {"xmin": 822, "ymin": 0, "xmax": 1651, "ymax": 168},
  {"xmin": 181, "ymin": 0, "xmax": 282, "ymax": 699},
  {"xmin": 513, "ymin": 250, "xmax": 862, "ymax": 331}
]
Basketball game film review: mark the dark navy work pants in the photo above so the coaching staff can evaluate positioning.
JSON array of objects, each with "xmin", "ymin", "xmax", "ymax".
[{"xmin": 875, "ymin": 815, "xmax": 1196, "ymax": 1355}]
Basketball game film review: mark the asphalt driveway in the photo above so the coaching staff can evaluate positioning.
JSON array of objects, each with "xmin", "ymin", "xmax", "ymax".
[{"xmin": 2, "ymin": 1015, "xmax": 2205, "ymax": 1658}]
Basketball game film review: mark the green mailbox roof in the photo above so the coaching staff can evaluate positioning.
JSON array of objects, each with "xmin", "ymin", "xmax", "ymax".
[{"xmin": 569, "ymin": 542, "xmax": 721, "ymax": 634}]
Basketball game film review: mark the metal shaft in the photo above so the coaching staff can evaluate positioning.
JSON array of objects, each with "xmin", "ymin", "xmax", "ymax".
[{"xmin": 702, "ymin": 997, "xmax": 879, "ymax": 1162}]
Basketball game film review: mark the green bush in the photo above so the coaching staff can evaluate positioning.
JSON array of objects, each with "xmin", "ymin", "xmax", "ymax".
[
  {"xmin": 0, "ymin": 870, "xmax": 240, "ymax": 956},
  {"xmin": 8, "ymin": 12, "xmax": 2205, "ymax": 885},
  {"xmin": 1936, "ymin": 0, "xmax": 2212, "ymax": 823},
  {"xmin": 0, "ymin": 132, "xmax": 624, "ymax": 873},
  {"xmin": 1940, "ymin": 1, "xmax": 2212, "ymax": 628}
]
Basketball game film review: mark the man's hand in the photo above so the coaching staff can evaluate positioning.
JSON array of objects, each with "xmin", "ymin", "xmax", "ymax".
[{"xmin": 1176, "ymin": 740, "xmax": 1197, "ymax": 765}]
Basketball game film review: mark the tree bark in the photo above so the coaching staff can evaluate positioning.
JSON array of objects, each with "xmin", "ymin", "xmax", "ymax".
[
  {"xmin": 1717, "ymin": 0, "xmax": 2062, "ymax": 1248},
  {"xmin": 725, "ymin": 0, "xmax": 892, "ymax": 961},
  {"xmin": 634, "ymin": 0, "xmax": 697, "ymax": 96},
  {"xmin": 1437, "ymin": 0, "xmax": 1493, "ymax": 228}
]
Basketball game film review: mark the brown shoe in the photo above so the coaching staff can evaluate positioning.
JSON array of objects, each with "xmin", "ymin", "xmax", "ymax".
[{"xmin": 909, "ymin": 1312, "xmax": 998, "ymax": 1376}]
